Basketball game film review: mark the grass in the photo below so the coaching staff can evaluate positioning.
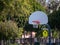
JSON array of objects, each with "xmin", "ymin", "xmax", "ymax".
[{"xmin": 8, "ymin": 43, "xmax": 19, "ymax": 45}]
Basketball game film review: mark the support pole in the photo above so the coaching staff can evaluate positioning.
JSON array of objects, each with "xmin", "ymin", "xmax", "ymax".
[{"xmin": 46, "ymin": 24, "xmax": 51, "ymax": 45}]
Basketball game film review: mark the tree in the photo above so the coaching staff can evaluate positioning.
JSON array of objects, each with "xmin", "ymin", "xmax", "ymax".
[
  {"xmin": 23, "ymin": 0, "xmax": 46, "ymax": 31},
  {"xmin": 17, "ymin": 28, "xmax": 23, "ymax": 38},
  {"xmin": 0, "ymin": 20, "xmax": 23, "ymax": 45},
  {"xmin": 0, "ymin": 21, "xmax": 23, "ymax": 40},
  {"xmin": 48, "ymin": 8, "xmax": 60, "ymax": 30},
  {"xmin": 0, "ymin": 20, "xmax": 18, "ymax": 40},
  {"xmin": 0, "ymin": 0, "xmax": 15, "ymax": 21},
  {"xmin": 0, "ymin": 0, "xmax": 46, "ymax": 40},
  {"xmin": 14, "ymin": 0, "xmax": 46, "ymax": 27},
  {"xmin": 0, "ymin": 0, "xmax": 46, "ymax": 27}
]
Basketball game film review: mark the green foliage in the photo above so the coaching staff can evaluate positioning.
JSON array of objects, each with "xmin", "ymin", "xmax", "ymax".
[
  {"xmin": 17, "ymin": 28, "xmax": 23, "ymax": 38},
  {"xmin": 0, "ymin": 0, "xmax": 46, "ymax": 39},
  {"xmin": 8, "ymin": 43, "xmax": 18, "ymax": 45},
  {"xmin": 16, "ymin": 0, "xmax": 46, "ymax": 27},
  {"xmin": 48, "ymin": 8, "xmax": 60, "ymax": 29},
  {"xmin": 52, "ymin": 30, "xmax": 59, "ymax": 38},
  {"xmin": 0, "ymin": 0, "xmax": 46, "ymax": 27},
  {"xmin": 0, "ymin": 20, "xmax": 18, "ymax": 40},
  {"xmin": 0, "ymin": 1, "xmax": 5, "ymax": 12},
  {"xmin": 23, "ymin": 0, "xmax": 46, "ymax": 32}
]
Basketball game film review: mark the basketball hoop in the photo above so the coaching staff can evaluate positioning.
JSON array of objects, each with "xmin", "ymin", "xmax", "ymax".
[
  {"xmin": 29, "ymin": 11, "xmax": 48, "ymax": 25},
  {"xmin": 32, "ymin": 20, "xmax": 40, "ymax": 28}
]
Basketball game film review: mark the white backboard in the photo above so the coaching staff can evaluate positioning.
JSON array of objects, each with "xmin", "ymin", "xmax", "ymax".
[{"xmin": 29, "ymin": 11, "xmax": 48, "ymax": 25}]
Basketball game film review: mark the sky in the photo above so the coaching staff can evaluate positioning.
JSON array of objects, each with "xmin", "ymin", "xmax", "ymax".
[{"xmin": 46, "ymin": 0, "xmax": 49, "ymax": 3}]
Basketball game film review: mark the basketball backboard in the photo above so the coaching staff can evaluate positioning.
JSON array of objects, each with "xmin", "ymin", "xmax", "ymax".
[{"xmin": 29, "ymin": 11, "xmax": 48, "ymax": 25}]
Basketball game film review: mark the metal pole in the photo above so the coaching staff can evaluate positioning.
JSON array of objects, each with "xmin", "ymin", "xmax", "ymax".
[
  {"xmin": 46, "ymin": 24, "xmax": 51, "ymax": 45},
  {"xmin": 29, "ymin": 31, "xmax": 32, "ymax": 45}
]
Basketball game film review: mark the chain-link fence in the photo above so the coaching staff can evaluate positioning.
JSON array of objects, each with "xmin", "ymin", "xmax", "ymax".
[{"xmin": 0, "ymin": 37, "xmax": 60, "ymax": 45}]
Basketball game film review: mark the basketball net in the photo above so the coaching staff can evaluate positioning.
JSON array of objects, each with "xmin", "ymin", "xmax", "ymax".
[{"xmin": 32, "ymin": 20, "xmax": 40, "ymax": 28}]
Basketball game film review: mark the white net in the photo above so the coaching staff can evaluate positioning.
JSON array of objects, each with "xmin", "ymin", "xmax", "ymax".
[
  {"xmin": 32, "ymin": 20, "xmax": 40, "ymax": 28},
  {"xmin": 33, "ymin": 24, "xmax": 38, "ymax": 28}
]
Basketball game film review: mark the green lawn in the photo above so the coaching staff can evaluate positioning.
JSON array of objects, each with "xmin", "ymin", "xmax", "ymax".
[{"xmin": 8, "ymin": 43, "xmax": 20, "ymax": 45}]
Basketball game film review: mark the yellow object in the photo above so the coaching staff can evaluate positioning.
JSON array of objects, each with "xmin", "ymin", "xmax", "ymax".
[{"xmin": 43, "ymin": 30, "xmax": 48, "ymax": 37}]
